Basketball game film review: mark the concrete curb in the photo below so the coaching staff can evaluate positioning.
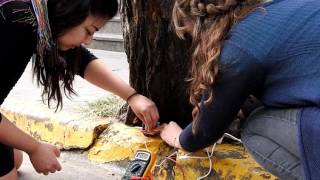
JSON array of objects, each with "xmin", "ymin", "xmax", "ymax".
[
  {"xmin": 1, "ymin": 97, "xmax": 112, "ymax": 149},
  {"xmin": 87, "ymin": 123, "xmax": 277, "ymax": 179},
  {"xmin": 1, "ymin": 98, "xmax": 277, "ymax": 179}
]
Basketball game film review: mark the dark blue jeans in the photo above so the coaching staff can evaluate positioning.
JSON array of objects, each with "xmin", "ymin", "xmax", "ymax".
[{"xmin": 241, "ymin": 107, "xmax": 303, "ymax": 180}]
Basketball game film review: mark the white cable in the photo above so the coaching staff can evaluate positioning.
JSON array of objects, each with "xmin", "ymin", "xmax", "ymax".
[
  {"xmin": 196, "ymin": 148, "xmax": 213, "ymax": 180},
  {"xmin": 144, "ymin": 141, "xmax": 151, "ymax": 152},
  {"xmin": 216, "ymin": 136, "xmax": 224, "ymax": 144},
  {"xmin": 223, "ymin": 133, "xmax": 242, "ymax": 143},
  {"xmin": 177, "ymin": 141, "xmax": 217, "ymax": 160},
  {"xmin": 176, "ymin": 133, "xmax": 242, "ymax": 179},
  {"xmin": 209, "ymin": 143, "xmax": 216, "ymax": 157},
  {"xmin": 154, "ymin": 151, "xmax": 178, "ymax": 168},
  {"xmin": 153, "ymin": 133, "xmax": 242, "ymax": 178}
]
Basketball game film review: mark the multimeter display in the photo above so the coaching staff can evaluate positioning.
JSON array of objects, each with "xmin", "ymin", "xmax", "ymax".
[
  {"xmin": 122, "ymin": 150, "xmax": 152, "ymax": 180},
  {"xmin": 135, "ymin": 152, "xmax": 151, "ymax": 161}
]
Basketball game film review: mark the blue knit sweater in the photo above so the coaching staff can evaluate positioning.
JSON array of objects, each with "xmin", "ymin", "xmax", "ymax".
[{"xmin": 179, "ymin": 0, "xmax": 320, "ymax": 179}]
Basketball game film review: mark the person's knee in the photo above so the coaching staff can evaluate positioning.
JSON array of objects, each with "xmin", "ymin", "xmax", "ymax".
[
  {"xmin": 0, "ymin": 167, "xmax": 18, "ymax": 180},
  {"xmin": 14, "ymin": 149, "xmax": 23, "ymax": 170}
]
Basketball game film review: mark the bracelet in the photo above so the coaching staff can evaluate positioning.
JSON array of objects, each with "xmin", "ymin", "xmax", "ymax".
[{"xmin": 126, "ymin": 92, "xmax": 139, "ymax": 103}]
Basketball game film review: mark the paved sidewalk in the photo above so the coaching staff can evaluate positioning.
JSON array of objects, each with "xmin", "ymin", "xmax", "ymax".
[
  {"xmin": 19, "ymin": 151, "xmax": 124, "ymax": 180},
  {"xmin": 7, "ymin": 49, "xmax": 129, "ymax": 110}
]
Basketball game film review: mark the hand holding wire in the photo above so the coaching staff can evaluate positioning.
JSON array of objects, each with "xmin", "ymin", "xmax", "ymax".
[{"xmin": 127, "ymin": 94, "xmax": 160, "ymax": 131}]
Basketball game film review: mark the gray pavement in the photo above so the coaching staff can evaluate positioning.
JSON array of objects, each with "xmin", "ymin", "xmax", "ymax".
[
  {"xmin": 12, "ymin": 49, "xmax": 129, "ymax": 180},
  {"xmin": 8, "ymin": 49, "xmax": 129, "ymax": 110},
  {"xmin": 19, "ymin": 151, "xmax": 124, "ymax": 180}
]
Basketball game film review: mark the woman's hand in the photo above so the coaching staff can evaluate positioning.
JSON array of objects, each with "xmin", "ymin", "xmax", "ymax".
[
  {"xmin": 160, "ymin": 121, "xmax": 183, "ymax": 149},
  {"xmin": 28, "ymin": 142, "xmax": 62, "ymax": 175},
  {"xmin": 83, "ymin": 60, "xmax": 160, "ymax": 130},
  {"xmin": 127, "ymin": 94, "xmax": 160, "ymax": 131}
]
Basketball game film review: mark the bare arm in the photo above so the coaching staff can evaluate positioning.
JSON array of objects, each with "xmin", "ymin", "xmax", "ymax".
[
  {"xmin": 0, "ymin": 115, "xmax": 39, "ymax": 154},
  {"xmin": 84, "ymin": 59, "xmax": 135, "ymax": 100},
  {"xmin": 0, "ymin": 115, "xmax": 61, "ymax": 174},
  {"xmin": 84, "ymin": 59, "xmax": 159, "ymax": 130}
]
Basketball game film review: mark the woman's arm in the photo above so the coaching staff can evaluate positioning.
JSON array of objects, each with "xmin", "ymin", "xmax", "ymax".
[
  {"xmin": 0, "ymin": 115, "xmax": 61, "ymax": 174},
  {"xmin": 161, "ymin": 43, "xmax": 264, "ymax": 151},
  {"xmin": 0, "ymin": 115, "xmax": 39, "ymax": 155},
  {"xmin": 84, "ymin": 59, "xmax": 135, "ymax": 101},
  {"xmin": 0, "ymin": 1, "xmax": 61, "ymax": 174},
  {"xmin": 84, "ymin": 59, "xmax": 159, "ymax": 130}
]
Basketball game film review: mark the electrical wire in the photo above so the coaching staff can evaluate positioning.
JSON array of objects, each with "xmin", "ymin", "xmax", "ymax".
[
  {"xmin": 196, "ymin": 148, "xmax": 212, "ymax": 180},
  {"xmin": 152, "ymin": 132, "xmax": 242, "ymax": 179},
  {"xmin": 154, "ymin": 151, "xmax": 178, "ymax": 168},
  {"xmin": 144, "ymin": 141, "xmax": 151, "ymax": 152}
]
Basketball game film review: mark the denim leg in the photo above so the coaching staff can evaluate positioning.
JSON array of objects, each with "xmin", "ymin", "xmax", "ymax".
[{"xmin": 241, "ymin": 107, "xmax": 303, "ymax": 180}]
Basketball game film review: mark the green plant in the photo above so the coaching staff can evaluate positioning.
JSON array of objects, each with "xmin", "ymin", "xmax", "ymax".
[{"xmin": 86, "ymin": 95, "xmax": 125, "ymax": 118}]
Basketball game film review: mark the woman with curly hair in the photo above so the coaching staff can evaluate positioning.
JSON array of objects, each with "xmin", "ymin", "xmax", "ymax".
[
  {"xmin": 160, "ymin": 0, "xmax": 320, "ymax": 179},
  {"xmin": 0, "ymin": 0, "xmax": 159, "ymax": 178}
]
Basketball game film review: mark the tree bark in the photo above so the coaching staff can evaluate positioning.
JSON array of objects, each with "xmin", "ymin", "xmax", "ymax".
[{"xmin": 120, "ymin": 0, "xmax": 193, "ymax": 128}]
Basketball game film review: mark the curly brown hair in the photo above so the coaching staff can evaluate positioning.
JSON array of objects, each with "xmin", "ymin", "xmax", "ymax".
[{"xmin": 173, "ymin": 0, "xmax": 263, "ymax": 131}]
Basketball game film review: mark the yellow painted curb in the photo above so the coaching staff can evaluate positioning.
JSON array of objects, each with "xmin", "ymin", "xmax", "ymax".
[
  {"xmin": 88, "ymin": 122, "xmax": 162, "ymax": 163},
  {"xmin": 172, "ymin": 144, "xmax": 277, "ymax": 179},
  {"xmin": 1, "ymin": 98, "xmax": 111, "ymax": 149},
  {"xmin": 88, "ymin": 123, "xmax": 277, "ymax": 179}
]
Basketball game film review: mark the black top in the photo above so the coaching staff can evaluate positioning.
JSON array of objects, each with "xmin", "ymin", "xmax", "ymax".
[{"xmin": 0, "ymin": 0, "xmax": 97, "ymax": 107}]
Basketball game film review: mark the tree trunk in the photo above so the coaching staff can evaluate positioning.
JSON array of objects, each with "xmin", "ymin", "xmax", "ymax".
[{"xmin": 120, "ymin": 0, "xmax": 193, "ymax": 128}]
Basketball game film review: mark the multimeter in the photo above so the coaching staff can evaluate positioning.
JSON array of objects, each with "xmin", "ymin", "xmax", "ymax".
[{"xmin": 122, "ymin": 150, "xmax": 152, "ymax": 180}]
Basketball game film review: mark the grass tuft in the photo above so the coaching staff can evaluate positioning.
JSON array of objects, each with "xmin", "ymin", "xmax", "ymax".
[{"xmin": 86, "ymin": 95, "xmax": 125, "ymax": 118}]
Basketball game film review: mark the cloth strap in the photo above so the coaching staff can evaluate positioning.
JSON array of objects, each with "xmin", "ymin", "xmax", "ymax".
[{"xmin": 0, "ymin": 0, "xmax": 54, "ymax": 64}]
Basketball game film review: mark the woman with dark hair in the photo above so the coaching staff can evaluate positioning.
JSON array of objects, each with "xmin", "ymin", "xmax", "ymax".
[
  {"xmin": 160, "ymin": 0, "xmax": 320, "ymax": 179},
  {"xmin": 0, "ymin": 0, "xmax": 159, "ymax": 178}
]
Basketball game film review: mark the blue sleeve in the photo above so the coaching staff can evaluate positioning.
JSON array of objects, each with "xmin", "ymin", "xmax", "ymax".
[{"xmin": 179, "ymin": 43, "xmax": 265, "ymax": 152}]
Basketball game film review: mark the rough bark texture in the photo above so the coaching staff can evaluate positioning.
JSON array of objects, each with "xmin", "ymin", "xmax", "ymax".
[{"xmin": 120, "ymin": 0, "xmax": 193, "ymax": 128}]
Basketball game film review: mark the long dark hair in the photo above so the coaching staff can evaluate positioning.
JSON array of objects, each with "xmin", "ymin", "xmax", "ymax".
[
  {"xmin": 173, "ymin": 0, "xmax": 262, "ymax": 132},
  {"xmin": 33, "ymin": 0, "xmax": 118, "ymax": 110}
]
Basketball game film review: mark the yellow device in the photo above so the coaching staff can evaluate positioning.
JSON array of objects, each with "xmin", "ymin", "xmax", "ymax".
[{"xmin": 122, "ymin": 149, "xmax": 157, "ymax": 180}]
